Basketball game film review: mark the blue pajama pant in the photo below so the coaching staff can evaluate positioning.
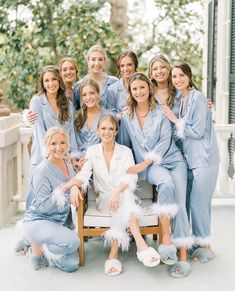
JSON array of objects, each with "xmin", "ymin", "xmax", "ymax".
[
  {"xmin": 187, "ymin": 164, "xmax": 219, "ymax": 245},
  {"xmin": 23, "ymin": 220, "xmax": 80, "ymax": 272}
]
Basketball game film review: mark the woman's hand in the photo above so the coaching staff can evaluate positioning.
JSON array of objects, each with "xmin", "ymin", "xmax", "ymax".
[
  {"xmin": 71, "ymin": 156, "xmax": 87, "ymax": 172},
  {"xmin": 27, "ymin": 110, "xmax": 38, "ymax": 125},
  {"xmin": 207, "ymin": 99, "xmax": 213, "ymax": 110},
  {"xmin": 62, "ymin": 178, "xmax": 83, "ymax": 192},
  {"xmin": 108, "ymin": 189, "xmax": 121, "ymax": 212},
  {"xmin": 161, "ymin": 105, "xmax": 178, "ymax": 123},
  {"xmin": 70, "ymin": 186, "xmax": 83, "ymax": 207},
  {"xmin": 126, "ymin": 161, "xmax": 149, "ymax": 174}
]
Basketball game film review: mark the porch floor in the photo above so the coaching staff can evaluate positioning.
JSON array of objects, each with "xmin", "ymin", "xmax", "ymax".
[{"xmin": 0, "ymin": 204, "xmax": 234, "ymax": 291}]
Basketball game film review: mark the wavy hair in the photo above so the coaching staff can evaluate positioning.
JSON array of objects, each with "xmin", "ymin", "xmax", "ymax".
[
  {"xmin": 127, "ymin": 72, "xmax": 156, "ymax": 119},
  {"xmin": 38, "ymin": 65, "xmax": 69, "ymax": 124},
  {"xmin": 75, "ymin": 79, "xmax": 100, "ymax": 132},
  {"xmin": 170, "ymin": 62, "xmax": 199, "ymax": 90},
  {"xmin": 148, "ymin": 55, "xmax": 176, "ymax": 109},
  {"xmin": 58, "ymin": 57, "xmax": 78, "ymax": 77},
  {"xmin": 117, "ymin": 51, "xmax": 138, "ymax": 77}
]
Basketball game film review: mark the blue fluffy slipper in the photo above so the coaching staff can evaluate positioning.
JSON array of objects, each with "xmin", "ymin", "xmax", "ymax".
[
  {"xmin": 170, "ymin": 261, "xmax": 191, "ymax": 278},
  {"xmin": 190, "ymin": 247, "xmax": 214, "ymax": 263},
  {"xmin": 158, "ymin": 244, "xmax": 177, "ymax": 265},
  {"xmin": 15, "ymin": 238, "xmax": 31, "ymax": 256}
]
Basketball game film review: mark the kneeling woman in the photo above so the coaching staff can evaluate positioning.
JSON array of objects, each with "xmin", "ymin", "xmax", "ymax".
[
  {"xmin": 22, "ymin": 127, "xmax": 80, "ymax": 272},
  {"xmin": 65, "ymin": 114, "xmax": 160, "ymax": 276}
]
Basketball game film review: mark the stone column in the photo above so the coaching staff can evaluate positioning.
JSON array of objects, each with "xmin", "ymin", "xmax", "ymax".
[{"xmin": 0, "ymin": 114, "xmax": 21, "ymax": 228}]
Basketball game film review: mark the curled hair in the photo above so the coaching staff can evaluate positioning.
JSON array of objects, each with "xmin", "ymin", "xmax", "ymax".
[
  {"xmin": 117, "ymin": 51, "xmax": 138, "ymax": 76},
  {"xmin": 97, "ymin": 113, "xmax": 119, "ymax": 131},
  {"xmin": 86, "ymin": 44, "xmax": 107, "ymax": 62},
  {"xmin": 170, "ymin": 62, "xmax": 199, "ymax": 90},
  {"xmin": 148, "ymin": 55, "xmax": 176, "ymax": 109},
  {"xmin": 38, "ymin": 65, "xmax": 69, "ymax": 124},
  {"xmin": 75, "ymin": 79, "xmax": 100, "ymax": 133},
  {"xmin": 58, "ymin": 57, "xmax": 78, "ymax": 76},
  {"xmin": 127, "ymin": 72, "xmax": 156, "ymax": 119},
  {"xmin": 44, "ymin": 126, "xmax": 69, "ymax": 157}
]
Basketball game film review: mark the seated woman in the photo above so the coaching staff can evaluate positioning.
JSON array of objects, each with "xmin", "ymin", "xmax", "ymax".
[
  {"xmin": 64, "ymin": 114, "xmax": 160, "ymax": 276},
  {"xmin": 22, "ymin": 127, "xmax": 81, "ymax": 272}
]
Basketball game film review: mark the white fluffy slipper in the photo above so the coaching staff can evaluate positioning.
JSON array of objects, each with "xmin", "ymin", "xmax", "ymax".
[
  {"xmin": 137, "ymin": 247, "xmax": 160, "ymax": 267},
  {"xmin": 105, "ymin": 259, "xmax": 122, "ymax": 276}
]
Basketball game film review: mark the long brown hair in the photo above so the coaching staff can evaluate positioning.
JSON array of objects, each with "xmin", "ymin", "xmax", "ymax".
[
  {"xmin": 75, "ymin": 79, "xmax": 100, "ymax": 132},
  {"xmin": 58, "ymin": 57, "xmax": 78, "ymax": 77},
  {"xmin": 117, "ymin": 51, "xmax": 138, "ymax": 77},
  {"xmin": 127, "ymin": 72, "xmax": 156, "ymax": 119},
  {"xmin": 170, "ymin": 62, "xmax": 199, "ymax": 90},
  {"xmin": 148, "ymin": 55, "xmax": 176, "ymax": 109},
  {"xmin": 38, "ymin": 65, "xmax": 69, "ymax": 124}
]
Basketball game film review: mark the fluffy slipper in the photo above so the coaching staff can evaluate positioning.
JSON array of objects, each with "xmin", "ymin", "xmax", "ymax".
[
  {"xmin": 158, "ymin": 244, "xmax": 177, "ymax": 265},
  {"xmin": 105, "ymin": 259, "xmax": 122, "ymax": 276},
  {"xmin": 15, "ymin": 238, "xmax": 31, "ymax": 256},
  {"xmin": 190, "ymin": 247, "xmax": 214, "ymax": 263},
  {"xmin": 137, "ymin": 247, "xmax": 160, "ymax": 267},
  {"xmin": 30, "ymin": 255, "xmax": 49, "ymax": 271},
  {"xmin": 170, "ymin": 261, "xmax": 191, "ymax": 278}
]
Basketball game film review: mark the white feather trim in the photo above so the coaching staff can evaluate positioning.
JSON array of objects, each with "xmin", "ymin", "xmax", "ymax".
[
  {"xmin": 103, "ymin": 228, "xmax": 131, "ymax": 252},
  {"xmin": 69, "ymin": 151, "xmax": 83, "ymax": 160},
  {"xmin": 193, "ymin": 235, "xmax": 213, "ymax": 247},
  {"xmin": 118, "ymin": 176, "xmax": 137, "ymax": 192},
  {"xmin": 172, "ymin": 236, "xmax": 194, "ymax": 249},
  {"xmin": 21, "ymin": 109, "xmax": 31, "ymax": 127},
  {"xmin": 151, "ymin": 203, "xmax": 178, "ymax": 218},
  {"xmin": 175, "ymin": 119, "xmax": 186, "ymax": 139},
  {"xmin": 75, "ymin": 173, "xmax": 90, "ymax": 192},
  {"xmin": 43, "ymin": 244, "xmax": 63, "ymax": 266},
  {"xmin": 144, "ymin": 151, "xmax": 162, "ymax": 165},
  {"xmin": 51, "ymin": 186, "xmax": 66, "ymax": 211}
]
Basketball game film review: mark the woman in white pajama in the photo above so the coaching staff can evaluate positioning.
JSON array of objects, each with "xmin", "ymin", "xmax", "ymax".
[
  {"xmin": 162, "ymin": 62, "xmax": 220, "ymax": 263},
  {"xmin": 23, "ymin": 127, "xmax": 80, "ymax": 272},
  {"xmin": 65, "ymin": 114, "xmax": 160, "ymax": 276}
]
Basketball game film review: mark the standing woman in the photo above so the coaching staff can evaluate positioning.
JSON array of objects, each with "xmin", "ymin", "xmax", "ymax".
[
  {"xmin": 119, "ymin": 72, "xmax": 189, "ymax": 274},
  {"xmin": 29, "ymin": 65, "xmax": 78, "ymax": 172},
  {"xmin": 107, "ymin": 51, "xmax": 138, "ymax": 117},
  {"xmin": 162, "ymin": 62, "xmax": 220, "ymax": 263},
  {"xmin": 22, "ymin": 127, "xmax": 80, "ymax": 272},
  {"xmin": 59, "ymin": 57, "xmax": 79, "ymax": 102},
  {"xmin": 148, "ymin": 56, "xmax": 193, "ymax": 277},
  {"xmin": 64, "ymin": 114, "xmax": 160, "ymax": 276},
  {"xmin": 75, "ymin": 79, "xmax": 109, "ymax": 154},
  {"xmin": 73, "ymin": 45, "xmax": 118, "ymax": 110}
]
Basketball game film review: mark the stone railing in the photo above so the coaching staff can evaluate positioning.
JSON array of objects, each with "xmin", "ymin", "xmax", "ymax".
[{"xmin": 15, "ymin": 124, "xmax": 235, "ymax": 203}]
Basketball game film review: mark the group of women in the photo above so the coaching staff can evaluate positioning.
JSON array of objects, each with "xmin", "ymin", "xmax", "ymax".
[{"xmin": 16, "ymin": 44, "xmax": 219, "ymax": 279}]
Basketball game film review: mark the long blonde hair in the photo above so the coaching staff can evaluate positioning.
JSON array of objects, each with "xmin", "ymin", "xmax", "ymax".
[
  {"xmin": 127, "ymin": 72, "xmax": 156, "ymax": 119},
  {"xmin": 75, "ymin": 79, "xmax": 100, "ymax": 132},
  {"xmin": 148, "ymin": 55, "xmax": 176, "ymax": 109}
]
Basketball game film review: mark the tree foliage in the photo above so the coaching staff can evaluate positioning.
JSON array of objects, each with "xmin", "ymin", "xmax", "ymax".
[
  {"xmin": 128, "ymin": 0, "xmax": 204, "ymax": 87},
  {"xmin": 0, "ymin": 0, "xmax": 125, "ymax": 108}
]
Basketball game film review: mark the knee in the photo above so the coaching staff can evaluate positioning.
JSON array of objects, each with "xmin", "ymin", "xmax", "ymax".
[{"xmin": 60, "ymin": 253, "xmax": 80, "ymax": 273}]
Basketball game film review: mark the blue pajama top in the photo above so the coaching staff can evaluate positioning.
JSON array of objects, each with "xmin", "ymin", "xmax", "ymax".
[
  {"xmin": 173, "ymin": 88, "xmax": 220, "ymax": 169},
  {"xmin": 119, "ymin": 107, "xmax": 184, "ymax": 179},
  {"xmin": 24, "ymin": 159, "xmax": 75, "ymax": 224},
  {"xmin": 75, "ymin": 108, "xmax": 110, "ymax": 154},
  {"xmin": 73, "ymin": 74, "xmax": 118, "ymax": 110},
  {"xmin": 30, "ymin": 93, "xmax": 78, "ymax": 166},
  {"xmin": 106, "ymin": 78, "xmax": 128, "ymax": 115}
]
